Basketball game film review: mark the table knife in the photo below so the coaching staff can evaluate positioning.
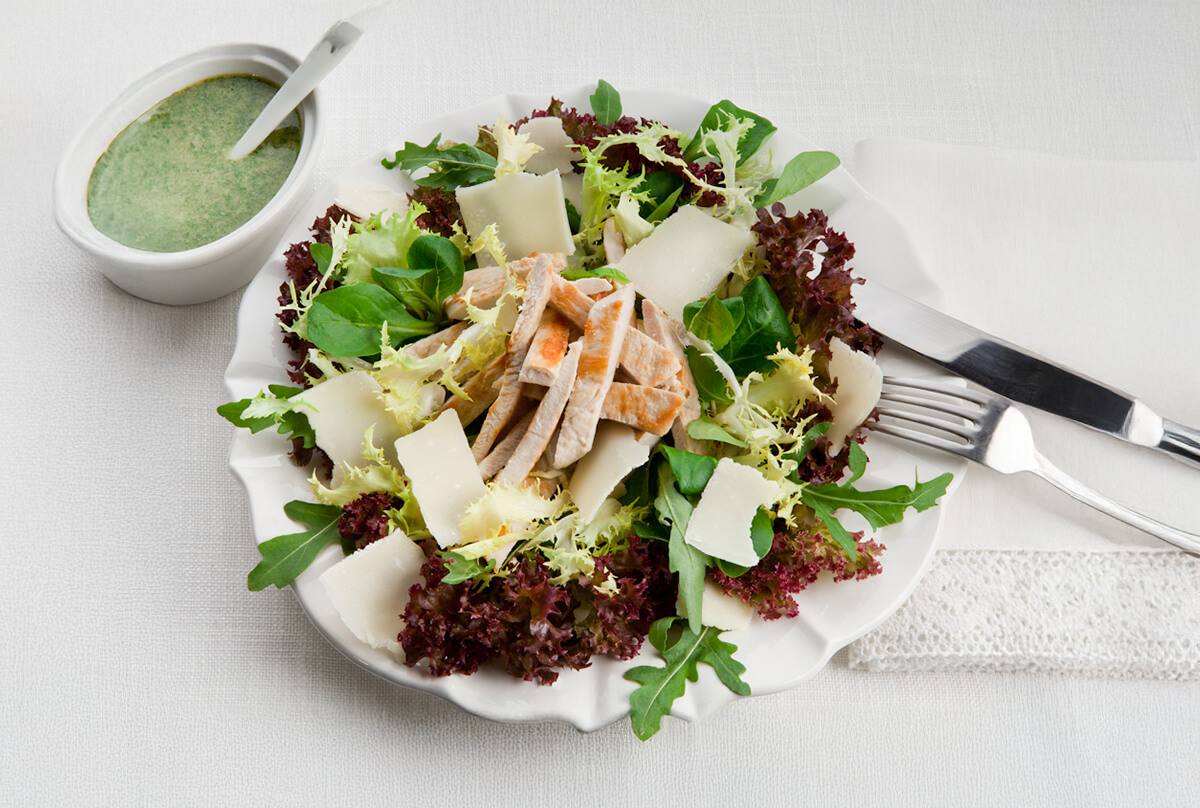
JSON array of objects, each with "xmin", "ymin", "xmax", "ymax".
[{"xmin": 852, "ymin": 278, "xmax": 1200, "ymax": 468}]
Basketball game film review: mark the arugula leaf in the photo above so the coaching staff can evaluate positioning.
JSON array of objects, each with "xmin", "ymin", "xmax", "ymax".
[
  {"xmin": 625, "ymin": 617, "xmax": 750, "ymax": 740},
  {"xmin": 754, "ymin": 151, "xmax": 840, "ymax": 208},
  {"xmin": 658, "ymin": 445, "xmax": 718, "ymax": 496},
  {"xmin": 561, "ymin": 266, "xmax": 631, "ymax": 284},
  {"xmin": 381, "ymin": 134, "xmax": 498, "ymax": 189},
  {"xmin": 686, "ymin": 417, "xmax": 750, "ymax": 449},
  {"xmin": 654, "ymin": 462, "xmax": 708, "ymax": 634},
  {"xmin": 590, "ymin": 79, "xmax": 622, "ymax": 125},
  {"xmin": 247, "ymin": 501, "xmax": 343, "ymax": 591},
  {"xmin": 217, "ymin": 384, "xmax": 316, "ymax": 449},
  {"xmin": 440, "ymin": 552, "xmax": 495, "ymax": 585},
  {"xmin": 684, "ymin": 346, "xmax": 733, "ymax": 405},
  {"xmin": 797, "ymin": 443, "xmax": 954, "ymax": 558},
  {"xmin": 682, "ymin": 294, "xmax": 742, "ymax": 351},
  {"xmin": 686, "ymin": 100, "xmax": 776, "ymax": 165},
  {"xmin": 718, "ymin": 276, "xmax": 796, "ymax": 377},
  {"xmin": 307, "ymin": 283, "xmax": 437, "ymax": 357}
]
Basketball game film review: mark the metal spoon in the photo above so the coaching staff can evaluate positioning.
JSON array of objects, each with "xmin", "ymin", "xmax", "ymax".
[{"xmin": 228, "ymin": 20, "xmax": 363, "ymax": 160}]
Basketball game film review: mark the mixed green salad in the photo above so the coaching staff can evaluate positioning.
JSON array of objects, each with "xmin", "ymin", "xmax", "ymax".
[{"xmin": 221, "ymin": 80, "xmax": 951, "ymax": 739}]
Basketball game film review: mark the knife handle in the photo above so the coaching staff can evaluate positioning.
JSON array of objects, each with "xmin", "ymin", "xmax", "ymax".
[{"xmin": 1158, "ymin": 419, "xmax": 1200, "ymax": 469}]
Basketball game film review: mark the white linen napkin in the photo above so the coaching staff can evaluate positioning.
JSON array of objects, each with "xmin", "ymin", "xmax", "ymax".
[{"xmin": 844, "ymin": 139, "xmax": 1200, "ymax": 677}]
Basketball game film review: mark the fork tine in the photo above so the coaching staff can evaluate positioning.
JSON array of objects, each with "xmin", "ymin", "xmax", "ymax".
[
  {"xmin": 882, "ymin": 376, "xmax": 992, "ymax": 406},
  {"xmin": 875, "ymin": 404, "xmax": 977, "ymax": 442},
  {"xmin": 871, "ymin": 420, "xmax": 973, "ymax": 456},
  {"xmin": 877, "ymin": 390, "xmax": 981, "ymax": 423}
]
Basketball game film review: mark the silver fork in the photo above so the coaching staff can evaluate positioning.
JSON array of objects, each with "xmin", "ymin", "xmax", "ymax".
[{"xmin": 874, "ymin": 376, "xmax": 1200, "ymax": 555}]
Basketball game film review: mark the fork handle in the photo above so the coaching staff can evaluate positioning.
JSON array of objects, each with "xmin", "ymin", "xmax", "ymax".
[
  {"xmin": 1158, "ymin": 419, "xmax": 1200, "ymax": 469},
  {"xmin": 1032, "ymin": 452, "xmax": 1200, "ymax": 555}
]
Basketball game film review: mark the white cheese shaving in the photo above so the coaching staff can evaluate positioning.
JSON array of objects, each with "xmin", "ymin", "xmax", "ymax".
[
  {"xmin": 333, "ymin": 181, "xmax": 409, "ymax": 221},
  {"xmin": 518, "ymin": 116, "xmax": 578, "ymax": 176},
  {"xmin": 566, "ymin": 422, "xmax": 657, "ymax": 523},
  {"xmin": 290, "ymin": 370, "xmax": 402, "ymax": 476},
  {"xmin": 825, "ymin": 337, "xmax": 883, "ymax": 455},
  {"xmin": 615, "ymin": 205, "xmax": 754, "ymax": 321},
  {"xmin": 392, "ymin": 410, "xmax": 488, "ymax": 548},
  {"xmin": 318, "ymin": 528, "xmax": 426, "ymax": 656},
  {"xmin": 684, "ymin": 458, "xmax": 778, "ymax": 567},
  {"xmin": 455, "ymin": 171, "xmax": 575, "ymax": 264}
]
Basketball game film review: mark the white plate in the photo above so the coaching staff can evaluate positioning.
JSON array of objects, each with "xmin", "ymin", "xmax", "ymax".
[{"xmin": 224, "ymin": 86, "xmax": 966, "ymax": 732}]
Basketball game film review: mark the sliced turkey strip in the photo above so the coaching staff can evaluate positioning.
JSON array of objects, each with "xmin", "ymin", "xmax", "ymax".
[
  {"xmin": 518, "ymin": 309, "xmax": 573, "ymax": 387},
  {"xmin": 403, "ymin": 320, "xmax": 469, "ymax": 359},
  {"xmin": 469, "ymin": 253, "xmax": 561, "ymax": 460},
  {"xmin": 496, "ymin": 340, "xmax": 582, "ymax": 486},
  {"xmin": 546, "ymin": 274, "xmax": 680, "ymax": 388},
  {"xmin": 552, "ymin": 284, "xmax": 635, "ymax": 468},
  {"xmin": 640, "ymin": 299, "xmax": 704, "ymax": 452},
  {"xmin": 443, "ymin": 254, "xmax": 544, "ymax": 320},
  {"xmin": 477, "ymin": 409, "xmax": 536, "ymax": 480},
  {"xmin": 599, "ymin": 382, "xmax": 686, "ymax": 436}
]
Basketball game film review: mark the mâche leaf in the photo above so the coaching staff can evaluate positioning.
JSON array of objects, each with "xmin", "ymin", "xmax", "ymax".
[
  {"xmin": 718, "ymin": 275, "xmax": 796, "ymax": 377},
  {"xmin": 590, "ymin": 79, "xmax": 622, "ymax": 126},
  {"xmin": 686, "ymin": 417, "xmax": 750, "ymax": 449},
  {"xmin": 562, "ymin": 266, "xmax": 631, "ymax": 284},
  {"xmin": 658, "ymin": 445, "xmax": 718, "ymax": 496},
  {"xmin": 684, "ymin": 346, "xmax": 733, "ymax": 405},
  {"xmin": 625, "ymin": 617, "xmax": 750, "ymax": 740},
  {"xmin": 755, "ymin": 151, "xmax": 840, "ymax": 208},
  {"xmin": 687, "ymin": 99, "xmax": 776, "ymax": 165},
  {"xmin": 683, "ymin": 294, "xmax": 741, "ymax": 351},
  {"xmin": 247, "ymin": 500, "xmax": 343, "ymax": 591},
  {"xmin": 307, "ymin": 283, "xmax": 437, "ymax": 356}
]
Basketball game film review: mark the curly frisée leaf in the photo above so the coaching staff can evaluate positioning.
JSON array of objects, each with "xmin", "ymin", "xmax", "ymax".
[{"xmin": 624, "ymin": 617, "xmax": 750, "ymax": 740}]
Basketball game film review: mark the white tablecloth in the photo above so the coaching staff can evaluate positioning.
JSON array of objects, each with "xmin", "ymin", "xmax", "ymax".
[{"xmin": 5, "ymin": 1, "xmax": 1198, "ymax": 805}]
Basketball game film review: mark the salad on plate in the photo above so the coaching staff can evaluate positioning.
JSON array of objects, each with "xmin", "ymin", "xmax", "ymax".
[{"xmin": 220, "ymin": 80, "xmax": 952, "ymax": 739}]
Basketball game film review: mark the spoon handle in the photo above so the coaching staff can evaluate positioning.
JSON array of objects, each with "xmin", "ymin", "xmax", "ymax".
[{"xmin": 229, "ymin": 20, "xmax": 362, "ymax": 159}]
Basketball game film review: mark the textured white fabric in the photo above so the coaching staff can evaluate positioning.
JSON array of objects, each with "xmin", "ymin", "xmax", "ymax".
[
  {"xmin": 844, "ymin": 139, "xmax": 1200, "ymax": 677},
  {"xmin": 7, "ymin": 1, "xmax": 1200, "ymax": 805}
]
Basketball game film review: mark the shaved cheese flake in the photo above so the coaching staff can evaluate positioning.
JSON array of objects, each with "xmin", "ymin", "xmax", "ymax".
[
  {"xmin": 567, "ymin": 422, "xmax": 657, "ymax": 523},
  {"xmin": 333, "ymin": 181, "xmax": 409, "ymax": 221},
  {"xmin": 519, "ymin": 116, "xmax": 578, "ymax": 176},
  {"xmin": 291, "ymin": 370, "xmax": 402, "ymax": 473},
  {"xmin": 319, "ymin": 529, "xmax": 426, "ymax": 656},
  {"xmin": 825, "ymin": 337, "xmax": 883, "ymax": 454},
  {"xmin": 456, "ymin": 171, "xmax": 575, "ymax": 263},
  {"xmin": 615, "ymin": 205, "xmax": 754, "ymax": 321},
  {"xmin": 393, "ymin": 410, "xmax": 488, "ymax": 548},
  {"xmin": 684, "ymin": 458, "xmax": 778, "ymax": 567},
  {"xmin": 677, "ymin": 579, "xmax": 755, "ymax": 632}
]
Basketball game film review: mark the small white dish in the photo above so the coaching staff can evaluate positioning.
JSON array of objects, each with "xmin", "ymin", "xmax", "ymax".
[{"xmin": 54, "ymin": 43, "xmax": 323, "ymax": 306}]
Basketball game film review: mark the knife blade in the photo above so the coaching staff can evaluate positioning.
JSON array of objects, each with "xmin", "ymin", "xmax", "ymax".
[{"xmin": 853, "ymin": 278, "xmax": 1200, "ymax": 468}]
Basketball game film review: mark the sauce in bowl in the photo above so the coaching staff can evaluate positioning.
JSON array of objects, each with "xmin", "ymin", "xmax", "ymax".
[{"xmin": 86, "ymin": 74, "xmax": 302, "ymax": 253}]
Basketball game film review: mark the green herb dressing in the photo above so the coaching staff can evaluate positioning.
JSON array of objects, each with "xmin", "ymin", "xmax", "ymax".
[{"xmin": 87, "ymin": 74, "xmax": 302, "ymax": 253}]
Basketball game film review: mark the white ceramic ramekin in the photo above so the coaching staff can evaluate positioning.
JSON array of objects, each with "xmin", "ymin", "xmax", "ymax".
[{"xmin": 54, "ymin": 43, "xmax": 323, "ymax": 306}]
